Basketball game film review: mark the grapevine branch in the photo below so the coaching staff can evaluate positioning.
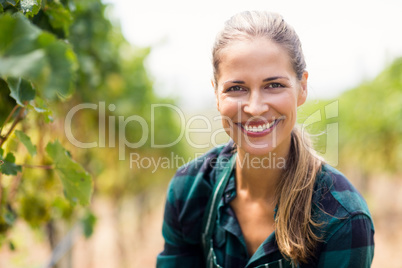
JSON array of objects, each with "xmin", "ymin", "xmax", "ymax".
[
  {"xmin": 0, "ymin": 104, "xmax": 19, "ymax": 137},
  {"xmin": 0, "ymin": 106, "xmax": 26, "ymax": 148},
  {"xmin": 22, "ymin": 164, "xmax": 54, "ymax": 169}
]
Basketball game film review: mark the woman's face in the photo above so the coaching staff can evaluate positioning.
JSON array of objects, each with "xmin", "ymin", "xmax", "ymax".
[{"xmin": 215, "ymin": 38, "xmax": 307, "ymax": 157}]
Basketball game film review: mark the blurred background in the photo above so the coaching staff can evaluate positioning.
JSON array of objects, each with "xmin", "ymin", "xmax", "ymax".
[{"xmin": 0, "ymin": 0, "xmax": 401, "ymax": 267}]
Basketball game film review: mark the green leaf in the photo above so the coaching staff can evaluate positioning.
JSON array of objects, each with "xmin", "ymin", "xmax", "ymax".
[
  {"xmin": 0, "ymin": 149, "xmax": 22, "ymax": 175},
  {"xmin": 44, "ymin": 1, "xmax": 72, "ymax": 36},
  {"xmin": 0, "ymin": 4, "xmax": 4, "ymax": 13},
  {"xmin": 27, "ymin": 96, "xmax": 53, "ymax": 123},
  {"xmin": 7, "ymin": 77, "xmax": 35, "ymax": 106},
  {"xmin": 0, "ymin": 13, "xmax": 77, "ymax": 100},
  {"xmin": 6, "ymin": 0, "xmax": 17, "ymax": 6},
  {"xmin": 41, "ymin": 40, "xmax": 76, "ymax": 98},
  {"xmin": 0, "ymin": 13, "xmax": 41, "ymax": 55},
  {"xmin": 0, "ymin": 50, "xmax": 46, "ymax": 79},
  {"xmin": 46, "ymin": 140, "xmax": 92, "ymax": 206},
  {"xmin": 15, "ymin": 130, "xmax": 36, "ymax": 156},
  {"xmin": 81, "ymin": 210, "xmax": 96, "ymax": 238},
  {"xmin": 20, "ymin": 0, "xmax": 41, "ymax": 17}
]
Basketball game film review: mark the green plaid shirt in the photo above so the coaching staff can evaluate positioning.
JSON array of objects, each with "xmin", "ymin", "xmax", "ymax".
[{"xmin": 157, "ymin": 142, "xmax": 375, "ymax": 267}]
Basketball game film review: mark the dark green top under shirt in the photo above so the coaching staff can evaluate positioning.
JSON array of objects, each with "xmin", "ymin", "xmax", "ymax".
[{"xmin": 157, "ymin": 141, "xmax": 375, "ymax": 268}]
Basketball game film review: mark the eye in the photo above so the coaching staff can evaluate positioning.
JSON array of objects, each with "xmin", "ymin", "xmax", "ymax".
[
  {"xmin": 226, "ymin": 85, "xmax": 245, "ymax": 92},
  {"xmin": 267, "ymin": 83, "xmax": 284, "ymax": 89}
]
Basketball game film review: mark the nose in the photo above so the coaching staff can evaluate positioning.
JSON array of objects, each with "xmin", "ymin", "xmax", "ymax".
[{"xmin": 243, "ymin": 90, "xmax": 269, "ymax": 116}]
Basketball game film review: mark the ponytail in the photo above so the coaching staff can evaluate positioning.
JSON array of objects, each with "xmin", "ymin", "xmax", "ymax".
[{"xmin": 274, "ymin": 126, "xmax": 324, "ymax": 265}]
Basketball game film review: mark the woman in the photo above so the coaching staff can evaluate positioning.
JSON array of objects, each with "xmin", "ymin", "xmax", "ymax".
[{"xmin": 157, "ymin": 11, "xmax": 374, "ymax": 267}]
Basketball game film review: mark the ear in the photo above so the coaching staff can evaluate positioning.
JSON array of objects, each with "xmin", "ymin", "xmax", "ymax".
[{"xmin": 297, "ymin": 71, "xmax": 308, "ymax": 107}]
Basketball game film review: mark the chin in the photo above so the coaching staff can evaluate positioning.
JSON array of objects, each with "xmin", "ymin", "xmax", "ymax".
[
  {"xmin": 234, "ymin": 141, "xmax": 288, "ymax": 170},
  {"xmin": 237, "ymin": 141, "xmax": 278, "ymax": 156}
]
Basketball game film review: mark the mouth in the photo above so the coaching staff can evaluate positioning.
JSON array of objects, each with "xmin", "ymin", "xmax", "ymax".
[{"xmin": 235, "ymin": 116, "xmax": 285, "ymax": 136}]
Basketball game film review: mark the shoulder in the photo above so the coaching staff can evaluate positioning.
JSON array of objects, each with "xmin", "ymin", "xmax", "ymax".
[
  {"xmin": 315, "ymin": 164, "xmax": 371, "ymax": 217},
  {"xmin": 311, "ymin": 165, "xmax": 375, "ymax": 266},
  {"xmin": 168, "ymin": 141, "xmax": 235, "ymax": 199},
  {"xmin": 164, "ymin": 141, "xmax": 234, "ymax": 242},
  {"xmin": 312, "ymin": 164, "xmax": 374, "ymax": 241}
]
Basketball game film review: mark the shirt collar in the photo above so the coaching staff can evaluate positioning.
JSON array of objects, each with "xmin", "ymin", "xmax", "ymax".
[{"xmin": 214, "ymin": 150, "xmax": 283, "ymax": 266}]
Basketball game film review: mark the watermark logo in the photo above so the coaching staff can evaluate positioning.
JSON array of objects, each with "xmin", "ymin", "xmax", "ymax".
[
  {"xmin": 129, "ymin": 152, "xmax": 286, "ymax": 173},
  {"xmin": 300, "ymin": 100, "xmax": 339, "ymax": 166},
  {"xmin": 64, "ymin": 101, "xmax": 339, "ymax": 166}
]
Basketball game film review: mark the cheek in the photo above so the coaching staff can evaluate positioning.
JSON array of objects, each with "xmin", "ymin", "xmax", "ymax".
[
  {"xmin": 274, "ymin": 92, "xmax": 298, "ymax": 114},
  {"xmin": 217, "ymin": 97, "xmax": 239, "ymax": 118}
]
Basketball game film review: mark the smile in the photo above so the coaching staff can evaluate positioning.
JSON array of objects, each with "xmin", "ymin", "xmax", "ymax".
[
  {"xmin": 243, "ymin": 121, "xmax": 276, "ymax": 132},
  {"xmin": 235, "ymin": 116, "xmax": 285, "ymax": 137}
]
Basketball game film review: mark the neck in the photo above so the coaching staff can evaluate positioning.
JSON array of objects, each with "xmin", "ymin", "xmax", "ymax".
[{"xmin": 235, "ymin": 138, "xmax": 290, "ymax": 202}]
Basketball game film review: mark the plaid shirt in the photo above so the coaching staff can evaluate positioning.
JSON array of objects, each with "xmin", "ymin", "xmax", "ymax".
[{"xmin": 157, "ymin": 142, "xmax": 375, "ymax": 267}]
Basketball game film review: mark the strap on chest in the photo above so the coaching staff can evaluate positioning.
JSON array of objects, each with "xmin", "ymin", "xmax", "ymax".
[{"xmin": 201, "ymin": 153, "xmax": 237, "ymax": 262}]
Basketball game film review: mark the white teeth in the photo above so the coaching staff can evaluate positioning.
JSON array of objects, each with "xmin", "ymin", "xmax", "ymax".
[{"xmin": 244, "ymin": 120, "xmax": 277, "ymax": 133}]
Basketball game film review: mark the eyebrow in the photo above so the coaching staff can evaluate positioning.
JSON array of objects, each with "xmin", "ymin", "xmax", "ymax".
[
  {"xmin": 263, "ymin": 76, "xmax": 289, "ymax": 82},
  {"xmin": 223, "ymin": 76, "xmax": 289, "ymax": 85}
]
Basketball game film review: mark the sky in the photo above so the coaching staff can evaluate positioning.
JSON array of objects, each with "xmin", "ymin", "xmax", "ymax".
[{"xmin": 103, "ymin": 0, "xmax": 402, "ymax": 110}]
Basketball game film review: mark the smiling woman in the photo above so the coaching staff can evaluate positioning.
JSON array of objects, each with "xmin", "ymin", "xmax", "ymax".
[
  {"xmin": 157, "ymin": 11, "xmax": 374, "ymax": 268},
  {"xmin": 214, "ymin": 37, "xmax": 306, "ymax": 157}
]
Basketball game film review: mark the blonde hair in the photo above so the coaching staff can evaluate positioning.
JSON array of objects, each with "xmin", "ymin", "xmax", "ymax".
[
  {"xmin": 212, "ymin": 11, "xmax": 324, "ymax": 264},
  {"xmin": 275, "ymin": 127, "xmax": 323, "ymax": 264},
  {"xmin": 212, "ymin": 11, "xmax": 306, "ymax": 86}
]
